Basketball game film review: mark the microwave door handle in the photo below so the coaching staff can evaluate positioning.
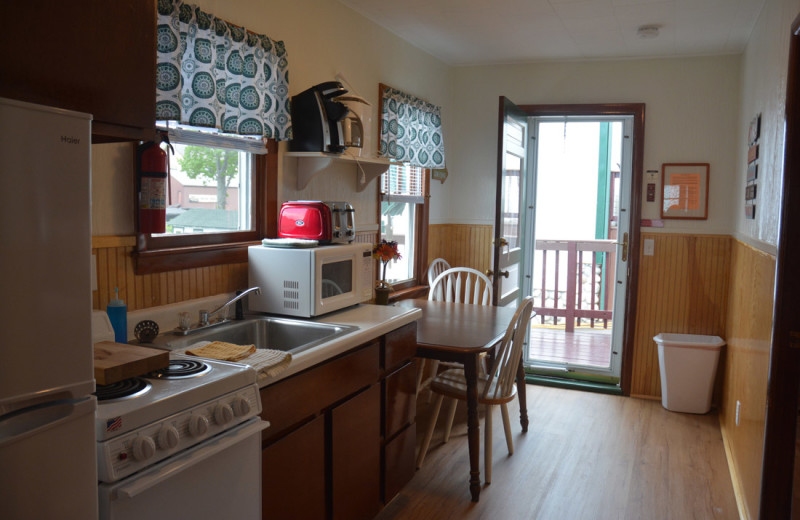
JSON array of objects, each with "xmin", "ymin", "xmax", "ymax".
[{"xmin": 115, "ymin": 419, "xmax": 269, "ymax": 499}]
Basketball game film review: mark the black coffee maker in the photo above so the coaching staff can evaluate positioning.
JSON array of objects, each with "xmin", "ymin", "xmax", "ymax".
[{"xmin": 289, "ymin": 81, "xmax": 350, "ymax": 153}]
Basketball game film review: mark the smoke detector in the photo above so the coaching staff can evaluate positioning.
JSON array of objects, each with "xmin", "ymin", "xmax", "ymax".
[{"xmin": 637, "ymin": 24, "xmax": 661, "ymax": 39}]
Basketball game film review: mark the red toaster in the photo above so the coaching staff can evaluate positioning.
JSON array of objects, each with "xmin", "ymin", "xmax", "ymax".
[{"xmin": 278, "ymin": 201, "xmax": 355, "ymax": 243}]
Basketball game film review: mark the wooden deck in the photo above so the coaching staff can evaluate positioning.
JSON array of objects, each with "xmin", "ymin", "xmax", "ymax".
[{"xmin": 527, "ymin": 324, "xmax": 613, "ymax": 368}]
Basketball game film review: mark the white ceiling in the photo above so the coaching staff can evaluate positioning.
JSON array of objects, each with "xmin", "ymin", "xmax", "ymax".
[{"xmin": 338, "ymin": 0, "xmax": 766, "ymax": 65}]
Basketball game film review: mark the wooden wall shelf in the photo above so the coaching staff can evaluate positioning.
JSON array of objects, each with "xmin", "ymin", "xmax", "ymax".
[{"xmin": 285, "ymin": 152, "xmax": 390, "ymax": 191}]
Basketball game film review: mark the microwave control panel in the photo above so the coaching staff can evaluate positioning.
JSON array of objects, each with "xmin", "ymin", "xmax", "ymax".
[{"xmin": 358, "ymin": 248, "xmax": 374, "ymax": 300}]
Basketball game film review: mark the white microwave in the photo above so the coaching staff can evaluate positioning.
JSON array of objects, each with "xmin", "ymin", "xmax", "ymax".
[{"xmin": 248, "ymin": 242, "xmax": 373, "ymax": 317}]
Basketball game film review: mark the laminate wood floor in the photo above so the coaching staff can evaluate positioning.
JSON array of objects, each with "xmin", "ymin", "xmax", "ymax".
[{"xmin": 376, "ymin": 385, "xmax": 739, "ymax": 520}]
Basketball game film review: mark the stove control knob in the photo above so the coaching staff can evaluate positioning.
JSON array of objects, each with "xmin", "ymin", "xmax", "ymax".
[
  {"xmin": 157, "ymin": 425, "xmax": 180, "ymax": 450},
  {"xmin": 231, "ymin": 396, "xmax": 251, "ymax": 417},
  {"xmin": 188, "ymin": 414, "xmax": 209, "ymax": 437},
  {"xmin": 131, "ymin": 436, "xmax": 156, "ymax": 462},
  {"xmin": 214, "ymin": 403, "xmax": 234, "ymax": 425}
]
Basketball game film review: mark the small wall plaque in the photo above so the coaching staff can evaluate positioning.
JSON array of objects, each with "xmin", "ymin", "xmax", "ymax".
[{"xmin": 747, "ymin": 162, "xmax": 758, "ymax": 181}]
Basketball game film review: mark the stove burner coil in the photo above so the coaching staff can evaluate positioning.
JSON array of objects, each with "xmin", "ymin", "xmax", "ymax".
[
  {"xmin": 146, "ymin": 359, "xmax": 210, "ymax": 379},
  {"xmin": 94, "ymin": 378, "xmax": 151, "ymax": 401}
]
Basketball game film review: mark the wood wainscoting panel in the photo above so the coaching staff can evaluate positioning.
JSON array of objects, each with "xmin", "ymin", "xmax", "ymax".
[
  {"xmin": 427, "ymin": 224, "xmax": 493, "ymax": 275},
  {"xmin": 92, "ymin": 236, "xmax": 247, "ymax": 311},
  {"xmin": 629, "ymin": 234, "xmax": 731, "ymax": 398},
  {"xmin": 719, "ymin": 239, "xmax": 775, "ymax": 520}
]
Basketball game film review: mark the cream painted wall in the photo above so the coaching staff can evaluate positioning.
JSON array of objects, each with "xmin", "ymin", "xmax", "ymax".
[
  {"xmin": 436, "ymin": 56, "xmax": 741, "ymax": 235},
  {"xmin": 735, "ymin": 0, "xmax": 800, "ymax": 249},
  {"xmin": 91, "ymin": 0, "xmax": 451, "ymax": 236}
]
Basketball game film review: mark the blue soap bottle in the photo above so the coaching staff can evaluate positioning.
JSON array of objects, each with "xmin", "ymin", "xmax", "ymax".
[{"xmin": 106, "ymin": 287, "xmax": 127, "ymax": 343}]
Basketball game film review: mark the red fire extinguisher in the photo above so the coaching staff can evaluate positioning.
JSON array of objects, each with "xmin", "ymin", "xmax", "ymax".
[{"xmin": 137, "ymin": 134, "xmax": 170, "ymax": 234}]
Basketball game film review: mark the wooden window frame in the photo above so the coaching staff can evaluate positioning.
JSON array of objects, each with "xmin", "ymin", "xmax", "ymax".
[
  {"xmin": 134, "ymin": 139, "xmax": 278, "ymax": 274},
  {"xmin": 381, "ymin": 168, "xmax": 430, "ymax": 302}
]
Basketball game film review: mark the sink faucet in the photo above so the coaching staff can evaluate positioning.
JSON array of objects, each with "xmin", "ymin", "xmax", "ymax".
[{"xmin": 199, "ymin": 287, "xmax": 261, "ymax": 327}]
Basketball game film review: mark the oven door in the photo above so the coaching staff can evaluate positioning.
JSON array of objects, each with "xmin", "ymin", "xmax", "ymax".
[{"xmin": 99, "ymin": 417, "xmax": 268, "ymax": 520}]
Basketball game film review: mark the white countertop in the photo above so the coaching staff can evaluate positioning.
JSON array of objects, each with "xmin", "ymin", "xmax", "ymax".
[
  {"xmin": 133, "ymin": 298, "xmax": 421, "ymax": 388},
  {"xmin": 252, "ymin": 303, "xmax": 421, "ymax": 387}
]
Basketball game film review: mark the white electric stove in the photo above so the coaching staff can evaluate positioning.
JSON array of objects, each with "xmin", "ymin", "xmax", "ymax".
[{"xmin": 95, "ymin": 353, "xmax": 268, "ymax": 520}]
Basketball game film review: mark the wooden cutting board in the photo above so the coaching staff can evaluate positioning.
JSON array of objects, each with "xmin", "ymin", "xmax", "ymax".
[{"xmin": 94, "ymin": 341, "xmax": 170, "ymax": 385}]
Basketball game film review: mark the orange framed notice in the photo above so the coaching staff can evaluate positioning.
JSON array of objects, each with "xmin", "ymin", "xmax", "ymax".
[{"xmin": 660, "ymin": 163, "xmax": 709, "ymax": 219}]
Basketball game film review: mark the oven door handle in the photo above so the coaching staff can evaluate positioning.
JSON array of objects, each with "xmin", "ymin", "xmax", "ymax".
[{"xmin": 115, "ymin": 418, "xmax": 269, "ymax": 499}]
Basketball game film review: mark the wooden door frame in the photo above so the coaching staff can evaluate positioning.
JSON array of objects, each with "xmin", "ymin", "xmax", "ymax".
[
  {"xmin": 760, "ymin": 13, "xmax": 800, "ymax": 518},
  {"xmin": 514, "ymin": 103, "xmax": 645, "ymax": 396}
]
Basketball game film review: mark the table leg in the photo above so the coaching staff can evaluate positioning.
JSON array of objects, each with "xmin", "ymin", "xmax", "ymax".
[
  {"xmin": 464, "ymin": 354, "xmax": 481, "ymax": 502},
  {"xmin": 516, "ymin": 352, "xmax": 529, "ymax": 433}
]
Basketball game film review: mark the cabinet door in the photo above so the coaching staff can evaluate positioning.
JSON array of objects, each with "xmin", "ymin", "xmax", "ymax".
[
  {"xmin": 383, "ymin": 424, "xmax": 416, "ymax": 504},
  {"xmin": 384, "ymin": 362, "xmax": 417, "ymax": 439},
  {"xmin": 0, "ymin": 1, "xmax": 156, "ymax": 141},
  {"xmin": 261, "ymin": 415, "xmax": 326, "ymax": 520},
  {"xmin": 331, "ymin": 384, "xmax": 381, "ymax": 520}
]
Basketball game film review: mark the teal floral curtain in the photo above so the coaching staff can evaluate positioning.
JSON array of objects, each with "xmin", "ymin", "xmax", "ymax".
[
  {"xmin": 380, "ymin": 85, "xmax": 445, "ymax": 169},
  {"xmin": 156, "ymin": 0, "xmax": 291, "ymax": 139}
]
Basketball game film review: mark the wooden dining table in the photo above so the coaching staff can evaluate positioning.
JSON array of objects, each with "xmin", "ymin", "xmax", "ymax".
[{"xmin": 397, "ymin": 299, "xmax": 529, "ymax": 502}]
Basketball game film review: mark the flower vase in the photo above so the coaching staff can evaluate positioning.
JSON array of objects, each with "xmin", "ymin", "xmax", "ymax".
[{"xmin": 375, "ymin": 287, "xmax": 391, "ymax": 305}]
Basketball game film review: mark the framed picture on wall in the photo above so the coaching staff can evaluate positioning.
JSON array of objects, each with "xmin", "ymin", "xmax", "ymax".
[{"xmin": 660, "ymin": 163, "xmax": 710, "ymax": 220}]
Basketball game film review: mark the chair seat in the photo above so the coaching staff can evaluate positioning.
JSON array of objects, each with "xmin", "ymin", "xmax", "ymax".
[{"xmin": 430, "ymin": 368, "xmax": 518, "ymax": 406}]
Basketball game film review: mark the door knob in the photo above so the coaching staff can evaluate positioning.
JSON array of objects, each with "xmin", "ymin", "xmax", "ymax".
[
  {"xmin": 494, "ymin": 237, "xmax": 509, "ymax": 247},
  {"xmin": 485, "ymin": 269, "xmax": 509, "ymax": 278}
]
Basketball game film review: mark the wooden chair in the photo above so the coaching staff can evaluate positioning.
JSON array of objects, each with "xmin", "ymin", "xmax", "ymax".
[
  {"xmin": 427, "ymin": 267, "xmax": 492, "ymax": 305},
  {"xmin": 417, "ymin": 268, "xmax": 494, "ymax": 400},
  {"xmin": 416, "ymin": 297, "xmax": 534, "ymax": 485}
]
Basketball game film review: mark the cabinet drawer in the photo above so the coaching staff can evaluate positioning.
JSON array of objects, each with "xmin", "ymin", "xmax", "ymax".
[
  {"xmin": 383, "ymin": 322, "xmax": 417, "ymax": 372},
  {"xmin": 383, "ymin": 424, "xmax": 416, "ymax": 504},
  {"xmin": 260, "ymin": 342, "xmax": 379, "ymax": 442},
  {"xmin": 384, "ymin": 362, "xmax": 416, "ymax": 439}
]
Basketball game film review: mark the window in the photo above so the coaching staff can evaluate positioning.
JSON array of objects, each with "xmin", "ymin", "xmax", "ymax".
[
  {"xmin": 161, "ymin": 140, "xmax": 253, "ymax": 236},
  {"xmin": 380, "ymin": 163, "xmax": 429, "ymax": 290},
  {"xmin": 135, "ymin": 126, "xmax": 277, "ymax": 274}
]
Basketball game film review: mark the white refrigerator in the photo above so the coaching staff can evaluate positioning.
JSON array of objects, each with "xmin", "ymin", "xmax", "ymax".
[{"xmin": 0, "ymin": 98, "xmax": 98, "ymax": 519}]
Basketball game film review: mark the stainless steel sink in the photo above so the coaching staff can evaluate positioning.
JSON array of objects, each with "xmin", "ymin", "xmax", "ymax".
[{"xmin": 159, "ymin": 317, "xmax": 358, "ymax": 355}]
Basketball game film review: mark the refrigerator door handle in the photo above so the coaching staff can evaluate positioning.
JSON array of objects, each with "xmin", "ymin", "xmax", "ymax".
[
  {"xmin": 115, "ymin": 419, "xmax": 269, "ymax": 499},
  {"xmin": 0, "ymin": 397, "xmax": 96, "ymax": 449}
]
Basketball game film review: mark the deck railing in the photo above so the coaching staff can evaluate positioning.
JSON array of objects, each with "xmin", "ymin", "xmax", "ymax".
[{"xmin": 533, "ymin": 239, "xmax": 616, "ymax": 333}]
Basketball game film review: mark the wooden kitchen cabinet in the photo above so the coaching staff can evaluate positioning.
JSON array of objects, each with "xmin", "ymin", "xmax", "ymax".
[
  {"xmin": 383, "ymin": 422, "xmax": 416, "ymax": 503},
  {"xmin": 261, "ymin": 415, "xmax": 326, "ymax": 520},
  {"xmin": 258, "ymin": 322, "xmax": 418, "ymax": 520},
  {"xmin": 331, "ymin": 384, "xmax": 381, "ymax": 520},
  {"xmin": 384, "ymin": 362, "xmax": 416, "ymax": 440},
  {"xmin": 381, "ymin": 325, "xmax": 418, "ymax": 504},
  {"xmin": 0, "ymin": 1, "xmax": 156, "ymax": 142},
  {"xmin": 259, "ymin": 341, "xmax": 380, "ymax": 443}
]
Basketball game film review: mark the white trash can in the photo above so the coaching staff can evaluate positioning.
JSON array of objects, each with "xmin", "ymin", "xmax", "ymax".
[{"xmin": 654, "ymin": 333, "xmax": 725, "ymax": 414}]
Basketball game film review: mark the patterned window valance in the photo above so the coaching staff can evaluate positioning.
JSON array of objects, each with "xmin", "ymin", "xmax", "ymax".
[
  {"xmin": 379, "ymin": 84, "xmax": 445, "ymax": 169},
  {"xmin": 156, "ymin": 0, "xmax": 291, "ymax": 139}
]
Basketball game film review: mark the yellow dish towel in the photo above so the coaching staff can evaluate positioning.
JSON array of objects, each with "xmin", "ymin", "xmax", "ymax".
[
  {"xmin": 180, "ymin": 341, "xmax": 293, "ymax": 378},
  {"xmin": 186, "ymin": 341, "xmax": 256, "ymax": 361}
]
